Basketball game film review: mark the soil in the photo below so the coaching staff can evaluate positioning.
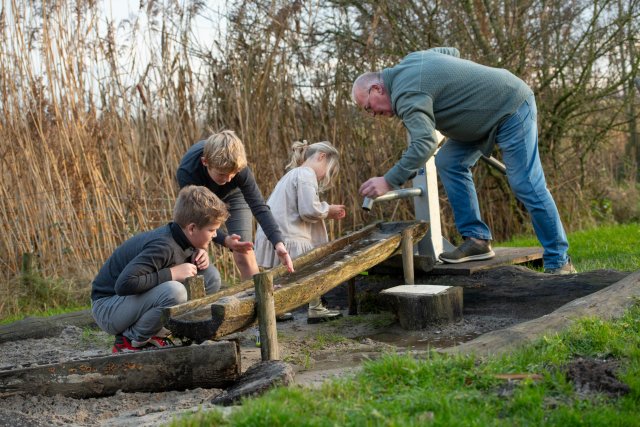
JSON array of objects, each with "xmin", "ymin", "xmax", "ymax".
[{"xmin": 0, "ymin": 266, "xmax": 630, "ymax": 426}]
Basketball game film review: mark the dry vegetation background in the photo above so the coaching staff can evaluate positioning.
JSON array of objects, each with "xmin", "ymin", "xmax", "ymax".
[{"xmin": 0, "ymin": 0, "xmax": 638, "ymax": 319}]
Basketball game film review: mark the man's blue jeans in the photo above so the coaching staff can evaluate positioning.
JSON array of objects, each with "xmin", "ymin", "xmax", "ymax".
[{"xmin": 435, "ymin": 95, "xmax": 569, "ymax": 269}]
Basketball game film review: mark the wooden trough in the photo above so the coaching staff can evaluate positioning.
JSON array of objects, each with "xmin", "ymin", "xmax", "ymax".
[{"xmin": 163, "ymin": 221, "xmax": 429, "ymax": 342}]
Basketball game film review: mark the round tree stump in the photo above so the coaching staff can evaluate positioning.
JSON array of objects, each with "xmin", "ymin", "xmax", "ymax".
[{"xmin": 381, "ymin": 285, "xmax": 463, "ymax": 330}]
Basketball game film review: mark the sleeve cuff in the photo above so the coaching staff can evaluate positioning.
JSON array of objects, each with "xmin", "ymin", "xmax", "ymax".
[{"xmin": 158, "ymin": 268, "xmax": 173, "ymax": 284}]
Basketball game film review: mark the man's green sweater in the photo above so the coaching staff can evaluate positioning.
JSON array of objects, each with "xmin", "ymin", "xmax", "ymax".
[{"xmin": 381, "ymin": 47, "xmax": 532, "ymax": 187}]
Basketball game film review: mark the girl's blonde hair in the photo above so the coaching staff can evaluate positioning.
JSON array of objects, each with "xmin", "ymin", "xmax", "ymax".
[
  {"xmin": 285, "ymin": 140, "xmax": 340, "ymax": 190},
  {"xmin": 203, "ymin": 130, "xmax": 248, "ymax": 173}
]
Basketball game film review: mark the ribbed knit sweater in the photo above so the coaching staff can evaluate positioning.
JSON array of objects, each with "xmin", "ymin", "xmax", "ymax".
[{"xmin": 382, "ymin": 47, "xmax": 532, "ymax": 187}]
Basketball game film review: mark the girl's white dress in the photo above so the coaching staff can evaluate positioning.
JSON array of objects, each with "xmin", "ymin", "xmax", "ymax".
[{"xmin": 254, "ymin": 166, "xmax": 329, "ymax": 268}]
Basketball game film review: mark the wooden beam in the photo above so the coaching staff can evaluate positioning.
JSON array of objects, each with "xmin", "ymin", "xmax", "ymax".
[
  {"xmin": 401, "ymin": 228, "xmax": 415, "ymax": 285},
  {"xmin": 185, "ymin": 275, "xmax": 206, "ymax": 300},
  {"xmin": 0, "ymin": 340, "xmax": 241, "ymax": 398},
  {"xmin": 444, "ymin": 269, "xmax": 640, "ymax": 357},
  {"xmin": 254, "ymin": 272, "xmax": 279, "ymax": 361},
  {"xmin": 0, "ymin": 310, "xmax": 96, "ymax": 344}
]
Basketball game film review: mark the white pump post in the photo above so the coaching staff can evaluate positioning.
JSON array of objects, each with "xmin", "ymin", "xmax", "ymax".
[{"xmin": 411, "ymin": 130, "xmax": 455, "ymax": 260}]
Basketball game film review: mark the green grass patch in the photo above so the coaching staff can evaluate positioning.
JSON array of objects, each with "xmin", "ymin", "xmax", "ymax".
[
  {"xmin": 0, "ymin": 271, "xmax": 89, "ymax": 324},
  {"xmin": 172, "ymin": 303, "xmax": 640, "ymax": 426},
  {"xmin": 497, "ymin": 222, "xmax": 640, "ymax": 272}
]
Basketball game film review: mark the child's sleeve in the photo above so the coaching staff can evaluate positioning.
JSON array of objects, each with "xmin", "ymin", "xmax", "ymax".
[
  {"xmin": 114, "ymin": 243, "xmax": 173, "ymax": 295},
  {"xmin": 297, "ymin": 173, "xmax": 329, "ymax": 223},
  {"xmin": 237, "ymin": 168, "xmax": 284, "ymax": 247}
]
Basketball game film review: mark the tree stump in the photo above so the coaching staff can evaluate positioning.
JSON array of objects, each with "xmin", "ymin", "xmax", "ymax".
[{"xmin": 381, "ymin": 285, "xmax": 463, "ymax": 330}]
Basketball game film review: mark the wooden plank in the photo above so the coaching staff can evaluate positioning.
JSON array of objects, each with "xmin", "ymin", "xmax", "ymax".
[
  {"xmin": 211, "ymin": 360, "xmax": 295, "ymax": 406},
  {"xmin": 430, "ymin": 247, "xmax": 543, "ymax": 275},
  {"xmin": 0, "ymin": 340, "xmax": 241, "ymax": 398},
  {"xmin": 0, "ymin": 310, "xmax": 96, "ymax": 344},
  {"xmin": 443, "ymin": 269, "xmax": 640, "ymax": 357}
]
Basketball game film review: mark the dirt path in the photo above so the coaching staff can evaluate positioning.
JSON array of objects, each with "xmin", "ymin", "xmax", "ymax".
[{"xmin": 0, "ymin": 266, "xmax": 628, "ymax": 426}]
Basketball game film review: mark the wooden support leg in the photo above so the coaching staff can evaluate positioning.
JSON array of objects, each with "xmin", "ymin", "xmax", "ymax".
[
  {"xmin": 254, "ymin": 272, "xmax": 279, "ymax": 361},
  {"xmin": 347, "ymin": 277, "xmax": 357, "ymax": 315},
  {"xmin": 184, "ymin": 275, "xmax": 206, "ymax": 300},
  {"xmin": 401, "ymin": 229, "xmax": 415, "ymax": 285}
]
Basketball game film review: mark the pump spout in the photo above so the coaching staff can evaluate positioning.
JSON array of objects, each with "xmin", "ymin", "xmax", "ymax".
[{"xmin": 361, "ymin": 187, "xmax": 423, "ymax": 211}]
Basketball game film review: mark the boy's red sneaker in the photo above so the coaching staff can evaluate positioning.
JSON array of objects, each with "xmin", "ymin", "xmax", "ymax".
[
  {"xmin": 112, "ymin": 335, "xmax": 144, "ymax": 353},
  {"xmin": 146, "ymin": 336, "xmax": 175, "ymax": 348}
]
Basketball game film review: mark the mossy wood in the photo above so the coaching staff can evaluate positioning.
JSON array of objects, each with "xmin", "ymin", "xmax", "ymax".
[
  {"xmin": 0, "ymin": 310, "xmax": 96, "ymax": 344},
  {"xmin": 0, "ymin": 340, "xmax": 240, "ymax": 398},
  {"xmin": 185, "ymin": 275, "xmax": 206, "ymax": 300},
  {"xmin": 161, "ymin": 221, "xmax": 387, "ymax": 325},
  {"xmin": 254, "ymin": 272, "xmax": 279, "ymax": 361},
  {"xmin": 164, "ymin": 221, "xmax": 429, "ymax": 342}
]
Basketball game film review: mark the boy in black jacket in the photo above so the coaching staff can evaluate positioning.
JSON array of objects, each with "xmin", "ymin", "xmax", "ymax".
[{"xmin": 91, "ymin": 185, "xmax": 228, "ymax": 352}]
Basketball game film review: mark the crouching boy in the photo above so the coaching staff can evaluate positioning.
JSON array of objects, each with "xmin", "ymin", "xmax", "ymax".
[{"xmin": 91, "ymin": 185, "xmax": 229, "ymax": 353}]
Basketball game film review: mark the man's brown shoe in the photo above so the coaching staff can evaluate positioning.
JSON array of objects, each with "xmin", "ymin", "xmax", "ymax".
[
  {"xmin": 544, "ymin": 259, "xmax": 577, "ymax": 275},
  {"xmin": 439, "ymin": 238, "xmax": 495, "ymax": 264}
]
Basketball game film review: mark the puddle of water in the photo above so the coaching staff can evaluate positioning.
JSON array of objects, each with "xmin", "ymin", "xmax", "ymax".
[{"xmin": 364, "ymin": 331, "xmax": 481, "ymax": 350}]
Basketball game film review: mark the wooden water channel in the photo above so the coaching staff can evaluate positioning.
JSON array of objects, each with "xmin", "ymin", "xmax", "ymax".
[{"xmin": 164, "ymin": 221, "xmax": 429, "ymax": 343}]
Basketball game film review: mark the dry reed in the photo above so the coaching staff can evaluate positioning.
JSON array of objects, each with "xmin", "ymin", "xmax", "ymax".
[{"xmin": 0, "ymin": 1, "xmax": 637, "ymax": 320}]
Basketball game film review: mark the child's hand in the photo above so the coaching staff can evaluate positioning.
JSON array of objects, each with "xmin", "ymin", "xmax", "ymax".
[
  {"xmin": 225, "ymin": 234, "xmax": 254, "ymax": 253},
  {"xmin": 275, "ymin": 242, "xmax": 295, "ymax": 273},
  {"xmin": 191, "ymin": 249, "xmax": 210, "ymax": 271},
  {"xmin": 171, "ymin": 263, "xmax": 198, "ymax": 282},
  {"xmin": 328, "ymin": 204, "xmax": 346, "ymax": 220}
]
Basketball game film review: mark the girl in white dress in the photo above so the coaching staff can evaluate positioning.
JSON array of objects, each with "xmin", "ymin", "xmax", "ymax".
[{"xmin": 254, "ymin": 140, "xmax": 346, "ymax": 323}]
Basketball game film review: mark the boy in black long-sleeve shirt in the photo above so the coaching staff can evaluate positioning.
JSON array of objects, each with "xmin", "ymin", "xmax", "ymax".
[{"xmin": 91, "ymin": 185, "xmax": 228, "ymax": 353}]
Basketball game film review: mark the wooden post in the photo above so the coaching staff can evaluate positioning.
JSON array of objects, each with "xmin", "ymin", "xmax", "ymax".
[
  {"xmin": 254, "ymin": 272, "xmax": 279, "ymax": 361},
  {"xmin": 20, "ymin": 252, "xmax": 35, "ymax": 288},
  {"xmin": 401, "ymin": 229, "xmax": 415, "ymax": 285},
  {"xmin": 185, "ymin": 275, "xmax": 206, "ymax": 300},
  {"xmin": 347, "ymin": 277, "xmax": 357, "ymax": 315}
]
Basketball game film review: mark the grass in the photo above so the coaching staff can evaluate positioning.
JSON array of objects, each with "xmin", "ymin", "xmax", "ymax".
[
  {"xmin": 170, "ymin": 304, "xmax": 640, "ymax": 427},
  {"xmin": 168, "ymin": 223, "xmax": 640, "ymax": 426},
  {"xmin": 0, "ymin": 272, "xmax": 90, "ymax": 324},
  {"xmin": 497, "ymin": 222, "xmax": 640, "ymax": 272}
]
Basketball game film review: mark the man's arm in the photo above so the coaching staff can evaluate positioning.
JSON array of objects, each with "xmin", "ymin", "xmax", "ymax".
[
  {"xmin": 238, "ymin": 168, "xmax": 284, "ymax": 247},
  {"xmin": 384, "ymin": 92, "xmax": 439, "ymax": 188}
]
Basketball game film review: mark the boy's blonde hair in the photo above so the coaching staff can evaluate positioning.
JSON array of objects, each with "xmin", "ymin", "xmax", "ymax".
[
  {"xmin": 173, "ymin": 185, "xmax": 229, "ymax": 228},
  {"xmin": 203, "ymin": 130, "xmax": 248, "ymax": 173},
  {"xmin": 285, "ymin": 140, "xmax": 340, "ymax": 190}
]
